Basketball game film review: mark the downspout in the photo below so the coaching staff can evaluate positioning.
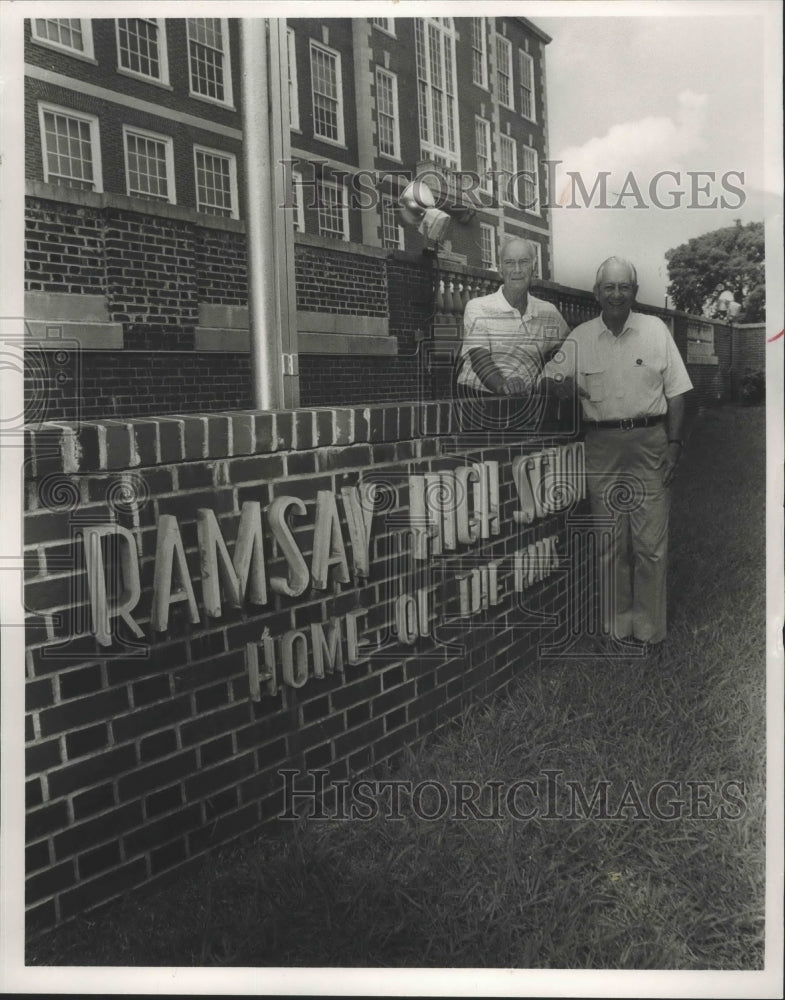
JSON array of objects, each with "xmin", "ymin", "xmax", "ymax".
[{"xmin": 240, "ymin": 18, "xmax": 283, "ymax": 409}]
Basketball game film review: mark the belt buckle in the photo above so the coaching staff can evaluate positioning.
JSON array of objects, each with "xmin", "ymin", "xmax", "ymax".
[{"xmin": 620, "ymin": 417, "xmax": 635, "ymax": 431}]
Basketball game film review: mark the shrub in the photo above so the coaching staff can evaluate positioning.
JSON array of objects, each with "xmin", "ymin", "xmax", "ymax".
[{"xmin": 740, "ymin": 370, "xmax": 765, "ymax": 405}]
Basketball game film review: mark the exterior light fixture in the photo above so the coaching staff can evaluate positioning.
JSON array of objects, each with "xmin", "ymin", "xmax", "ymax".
[{"xmin": 399, "ymin": 179, "xmax": 452, "ymax": 245}]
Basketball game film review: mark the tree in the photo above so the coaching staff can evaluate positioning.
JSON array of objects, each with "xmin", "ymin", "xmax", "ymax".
[{"xmin": 665, "ymin": 220, "xmax": 765, "ymax": 321}]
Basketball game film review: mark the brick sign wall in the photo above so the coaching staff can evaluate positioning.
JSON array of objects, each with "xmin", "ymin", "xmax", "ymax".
[
  {"xmin": 24, "ymin": 402, "xmax": 585, "ymax": 931},
  {"xmin": 24, "ymin": 193, "xmax": 436, "ymax": 420}
]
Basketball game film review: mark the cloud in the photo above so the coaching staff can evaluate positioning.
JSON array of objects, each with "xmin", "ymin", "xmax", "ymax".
[{"xmin": 554, "ymin": 90, "xmax": 709, "ymax": 205}]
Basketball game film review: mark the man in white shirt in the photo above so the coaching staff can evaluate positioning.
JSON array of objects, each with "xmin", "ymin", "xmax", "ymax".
[
  {"xmin": 457, "ymin": 236, "xmax": 569, "ymax": 427},
  {"xmin": 541, "ymin": 257, "xmax": 693, "ymax": 650}
]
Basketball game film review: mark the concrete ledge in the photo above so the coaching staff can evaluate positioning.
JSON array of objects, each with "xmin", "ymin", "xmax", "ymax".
[
  {"xmin": 26, "ymin": 291, "xmax": 110, "ymax": 323},
  {"xmin": 298, "ymin": 311, "xmax": 389, "ymax": 337},
  {"xmin": 294, "ymin": 230, "xmax": 389, "ymax": 259},
  {"xmin": 687, "ymin": 341, "xmax": 716, "ymax": 358},
  {"xmin": 199, "ymin": 304, "xmax": 389, "ymax": 339},
  {"xmin": 25, "ymin": 320, "xmax": 124, "ymax": 349},
  {"xmin": 195, "ymin": 327, "xmax": 397, "ymax": 355},
  {"xmin": 299, "ymin": 332, "xmax": 397, "ymax": 355},
  {"xmin": 25, "ymin": 291, "xmax": 123, "ymax": 348},
  {"xmin": 26, "ymin": 181, "xmax": 245, "ymax": 234},
  {"xmin": 194, "ymin": 327, "xmax": 250, "ymax": 351},
  {"xmin": 199, "ymin": 303, "xmax": 249, "ymax": 329}
]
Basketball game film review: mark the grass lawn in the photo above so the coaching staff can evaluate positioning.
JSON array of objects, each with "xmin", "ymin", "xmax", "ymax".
[{"xmin": 27, "ymin": 404, "xmax": 768, "ymax": 969}]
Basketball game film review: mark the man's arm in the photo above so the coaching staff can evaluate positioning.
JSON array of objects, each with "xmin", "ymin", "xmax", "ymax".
[
  {"xmin": 461, "ymin": 305, "xmax": 510, "ymax": 395},
  {"xmin": 662, "ymin": 391, "xmax": 688, "ymax": 486},
  {"xmin": 466, "ymin": 347, "xmax": 517, "ymax": 395}
]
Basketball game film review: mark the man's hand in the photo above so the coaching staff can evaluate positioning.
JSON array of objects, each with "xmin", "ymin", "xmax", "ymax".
[
  {"xmin": 502, "ymin": 375, "xmax": 530, "ymax": 395},
  {"xmin": 543, "ymin": 375, "xmax": 589, "ymax": 401},
  {"xmin": 662, "ymin": 442, "xmax": 682, "ymax": 486}
]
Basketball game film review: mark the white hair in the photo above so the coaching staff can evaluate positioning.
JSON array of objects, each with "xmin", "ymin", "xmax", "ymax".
[
  {"xmin": 498, "ymin": 234, "xmax": 538, "ymax": 262},
  {"xmin": 594, "ymin": 256, "xmax": 638, "ymax": 289}
]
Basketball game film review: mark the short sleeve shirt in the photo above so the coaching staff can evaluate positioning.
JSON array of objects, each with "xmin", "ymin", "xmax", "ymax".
[
  {"xmin": 540, "ymin": 311, "xmax": 693, "ymax": 421},
  {"xmin": 458, "ymin": 288, "xmax": 570, "ymax": 391}
]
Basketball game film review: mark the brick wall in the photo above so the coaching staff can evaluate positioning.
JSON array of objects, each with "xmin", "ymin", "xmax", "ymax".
[
  {"xmin": 733, "ymin": 325, "xmax": 766, "ymax": 372},
  {"xmin": 196, "ymin": 229, "xmax": 248, "ymax": 306},
  {"xmin": 104, "ymin": 210, "xmax": 198, "ymax": 351},
  {"xmin": 23, "ymin": 401, "xmax": 581, "ymax": 932},
  {"xmin": 26, "ymin": 201, "xmax": 105, "ymax": 295},
  {"xmin": 24, "ymin": 350, "xmax": 255, "ymax": 422},
  {"xmin": 682, "ymin": 320, "xmax": 732, "ymax": 410},
  {"xmin": 25, "ymin": 195, "xmax": 227, "ymax": 345},
  {"xmin": 294, "ymin": 244, "xmax": 388, "ymax": 316},
  {"xmin": 25, "ymin": 195, "xmax": 439, "ymax": 418}
]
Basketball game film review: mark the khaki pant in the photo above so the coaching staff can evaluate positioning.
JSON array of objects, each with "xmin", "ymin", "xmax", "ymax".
[{"xmin": 584, "ymin": 424, "xmax": 670, "ymax": 643}]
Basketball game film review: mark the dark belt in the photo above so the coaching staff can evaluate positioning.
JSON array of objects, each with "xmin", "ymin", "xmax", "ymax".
[{"xmin": 587, "ymin": 415, "xmax": 666, "ymax": 431}]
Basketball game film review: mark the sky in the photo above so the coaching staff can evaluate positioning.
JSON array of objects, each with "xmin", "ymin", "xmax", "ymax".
[{"xmin": 533, "ymin": 5, "xmax": 778, "ymax": 307}]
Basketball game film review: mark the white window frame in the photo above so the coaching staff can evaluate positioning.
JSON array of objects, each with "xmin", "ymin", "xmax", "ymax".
[
  {"xmin": 115, "ymin": 18, "xmax": 170, "ymax": 86},
  {"xmin": 499, "ymin": 133, "xmax": 517, "ymax": 207},
  {"xmin": 495, "ymin": 34, "xmax": 514, "ymax": 110},
  {"xmin": 519, "ymin": 49, "xmax": 536, "ymax": 122},
  {"xmin": 414, "ymin": 17, "xmax": 461, "ymax": 171},
  {"xmin": 287, "ymin": 28, "xmax": 300, "ymax": 131},
  {"xmin": 193, "ymin": 145, "xmax": 238, "ymax": 220},
  {"xmin": 479, "ymin": 223, "xmax": 497, "ymax": 270},
  {"xmin": 474, "ymin": 116, "xmax": 492, "ymax": 195},
  {"xmin": 186, "ymin": 18, "xmax": 234, "ymax": 108},
  {"xmin": 471, "ymin": 18, "xmax": 488, "ymax": 89},
  {"xmin": 381, "ymin": 195, "xmax": 404, "ymax": 249},
  {"xmin": 309, "ymin": 39, "xmax": 345, "ymax": 147},
  {"xmin": 31, "ymin": 18, "xmax": 95, "ymax": 62},
  {"xmin": 38, "ymin": 102, "xmax": 102, "ymax": 192},
  {"xmin": 291, "ymin": 169, "xmax": 305, "ymax": 232},
  {"xmin": 122, "ymin": 125, "xmax": 176, "ymax": 204},
  {"xmin": 532, "ymin": 240, "xmax": 542, "ymax": 278},
  {"xmin": 375, "ymin": 66, "xmax": 401, "ymax": 161},
  {"xmin": 316, "ymin": 178, "xmax": 349, "ymax": 239},
  {"xmin": 372, "ymin": 18, "xmax": 396, "ymax": 37},
  {"xmin": 521, "ymin": 144, "xmax": 540, "ymax": 215}
]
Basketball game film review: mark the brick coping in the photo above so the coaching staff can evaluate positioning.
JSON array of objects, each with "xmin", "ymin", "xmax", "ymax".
[{"xmin": 24, "ymin": 402, "xmax": 566, "ymax": 476}]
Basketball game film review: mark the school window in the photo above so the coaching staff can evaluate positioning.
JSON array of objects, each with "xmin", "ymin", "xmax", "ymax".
[
  {"xmin": 187, "ymin": 19, "xmax": 233, "ymax": 106},
  {"xmin": 474, "ymin": 117, "xmax": 492, "ymax": 194},
  {"xmin": 287, "ymin": 28, "xmax": 300, "ymax": 130},
  {"xmin": 291, "ymin": 170, "xmax": 305, "ymax": 232},
  {"xmin": 372, "ymin": 18, "xmax": 395, "ymax": 36},
  {"xmin": 123, "ymin": 126, "xmax": 175, "ymax": 203},
  {"xmin": 375, "ymin": 67, "xmax": 400, "ymax": 160},
  {"xmin": 414, "ymin": 17, "xmax": 460, "ymax": 170},
  {"xmin": 194, "ymin": 146, "xmax": 238, "ymax": 219},
  {"xmin": 471, "ymin": 18, "xmax": 488, "ymax": 89},
  {"xmin": 38, "ymin": 103, "xmax": 102, "ymax": 191},
  {"xmin": 316, "ymin": 179, "xmax": 348, "ymax": 239},
  {"xmin": 522, "ymin": 144, "xmax": 540, "ymax": 213},
  {"xmin": 499, "ymin": 133, "xmax": 517, "ymax": 206},
  {"xmin": 479, "ymin": 224, "xmax": 496, "ymax": 269},
  {"xmin": 495, "ymin": 34, "xmax": 513, "ymax": 110},
  {"xmin": 116, "ymin": 19, "xmax": 169, "ymax": 84},
  {"xmin": 31, "ymin": 19, "xmax": 94, "ymax": 59},
  {"xmin": 381, "ymin": 196, "xmax": 404, "ymax": 249},
  {"xmin": 310, "ymin": 41, "xmax": 344, "ymax": 145},
  {"xmin": 519, "ymin": 49, "xmax": 535, "ymax": 121},
  {"xmin": 532, "ymin": 241, "xmax": 542, "ymax": 277}
]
